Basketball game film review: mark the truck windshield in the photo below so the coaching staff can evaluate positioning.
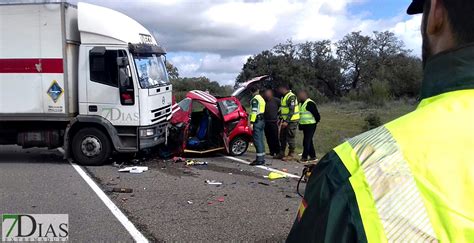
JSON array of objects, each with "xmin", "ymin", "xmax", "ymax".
[{"xmin": 133, "ymin": 54, "xmax": 170, "ymax": 88}]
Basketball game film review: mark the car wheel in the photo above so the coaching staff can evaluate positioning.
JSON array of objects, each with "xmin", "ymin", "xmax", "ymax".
[
  {"xmin": 229, "ymin": 136, "xmax": 249, "ymax": 156},
  {"xmin": 72, "ymin": 128, "xmax": 112, "ymax": 166}
]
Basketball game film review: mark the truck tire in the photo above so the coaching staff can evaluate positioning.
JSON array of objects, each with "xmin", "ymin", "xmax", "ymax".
[
  {"xmin": 72, "ymin": 127, "xmax": 112, "ymax": 166},
  {"xmin": 229, "ymin": 136, "xmax": 249, "ymax": 156}
]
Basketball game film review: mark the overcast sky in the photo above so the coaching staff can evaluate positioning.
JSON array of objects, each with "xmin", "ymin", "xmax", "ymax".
[{"xmin": 12, "ymin": 0, "xmax": 423, "ymax": 85}]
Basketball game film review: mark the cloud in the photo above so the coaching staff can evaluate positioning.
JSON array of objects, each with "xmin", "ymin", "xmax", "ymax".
[
  {"xmin": 391, "ymin": 15, "xmax": 423, "ymax": 55},
  {"xmin": 199, "ymin": 54, "xmax": 250, "ymax": 73},
  {"xmin": 169, "ymin": 53, "xmax": 249, "ymax": 85},
  {"xmin": 8, "ymin": 0, "xmax": 422, "ymax": 85}
]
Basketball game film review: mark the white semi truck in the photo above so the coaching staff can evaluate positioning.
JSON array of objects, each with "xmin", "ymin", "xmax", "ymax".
[{"xmin": 0, "ymin": 2, "xmax": 173, "ymax": 165}]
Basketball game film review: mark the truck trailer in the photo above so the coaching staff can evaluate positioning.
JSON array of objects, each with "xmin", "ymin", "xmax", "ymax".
[{"xmin": 0, "ymin": 2, "xmax": 173, "ymax": 165}]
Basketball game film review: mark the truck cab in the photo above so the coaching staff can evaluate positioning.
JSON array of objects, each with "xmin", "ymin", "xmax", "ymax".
[
  {"xmin": 0, "ymin": 2, "xmax": 172, "ymax": 165},
  {"xmin": 76, "ymin": 3, "xmax": 172, "ymax": 156}
]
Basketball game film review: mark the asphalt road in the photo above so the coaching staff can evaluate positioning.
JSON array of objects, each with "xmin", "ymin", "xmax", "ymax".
[
  {"xmin": 86, "ymin": 152, "xmax": 306, "ymax": 242},
  {"xmin": 0, "ymin": 146, "xmax": 133, "ymax": 242},
  {"xmin": 0, "ymin": 145, "xmax": 307, "ymax": 242}
]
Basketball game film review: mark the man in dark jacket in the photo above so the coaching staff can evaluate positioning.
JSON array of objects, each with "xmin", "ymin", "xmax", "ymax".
[
  {"xmin": 263, "ymin": 88, "xmax": 281, "ymax": 157},
  {"xmin": 297, "ymin": 90, "xmax": 320, "ymax": 162}
]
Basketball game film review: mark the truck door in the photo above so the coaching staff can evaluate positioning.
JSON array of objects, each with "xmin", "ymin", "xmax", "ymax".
[
  {"xmin": 217, "ymin": 97, "xmax": 242, "ymax": 153},
  {"xmin": 82, "ymin": 47, "xmax": 139, "ymax": 126}
]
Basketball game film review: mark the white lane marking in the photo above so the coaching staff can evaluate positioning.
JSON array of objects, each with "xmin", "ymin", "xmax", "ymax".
[
  {"xmin": 223, "ymin": 156, "xmax": 300, "ymax": 179},
  {"xmin": 70, "ymin": 163, "xmax": 149, "ymax": 243}
]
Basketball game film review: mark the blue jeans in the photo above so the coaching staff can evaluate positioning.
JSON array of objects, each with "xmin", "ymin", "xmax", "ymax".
[{"xmin": 252, "ymin": 119, "xmax": 265, "ymax": 162}]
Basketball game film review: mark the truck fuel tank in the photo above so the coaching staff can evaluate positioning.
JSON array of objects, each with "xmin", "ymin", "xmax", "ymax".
[{"xmin": 17, "ymin": 130, "xmax": 62, "ymax": 149}]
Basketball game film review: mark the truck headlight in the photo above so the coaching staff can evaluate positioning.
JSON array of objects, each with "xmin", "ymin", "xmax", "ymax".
[{"xmin": 140, "ymin": 128, "xmax": 156, "ymax": 137}]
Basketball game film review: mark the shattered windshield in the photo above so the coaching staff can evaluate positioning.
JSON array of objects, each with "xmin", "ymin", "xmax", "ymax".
[{"xmin": 133, "ymin": 54, "xmax": 170, "ymax": 89}]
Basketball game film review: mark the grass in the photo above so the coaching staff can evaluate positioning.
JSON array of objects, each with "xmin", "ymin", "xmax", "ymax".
[{"xmin": 248, "ymin": 100, "xmax": 417, "ymax": 158}]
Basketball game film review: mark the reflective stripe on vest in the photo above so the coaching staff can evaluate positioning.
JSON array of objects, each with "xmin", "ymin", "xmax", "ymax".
[
  {"xmin": 334, "ymin": 126, "xmax": 437, "ymax": 242},
  {"xmin": 331, "ymin": 89, "xmax": 474, "ymax": 242},
  {"xmin": 250, "ymin": 94, "xmax": 266, "ymax": 122},
  {"xmin": 299, "ymin": 98, "xmax": 316, "ymax": 125},
  {"xmin": 280, "ymin": 91, "xmax": 300, "ymax": 121}
]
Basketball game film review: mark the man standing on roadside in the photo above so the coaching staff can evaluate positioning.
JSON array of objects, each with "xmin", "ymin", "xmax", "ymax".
[
  {"xmin": 263, "ymin": 88, "xmax": 281, "ymax": 157},
  {"xmin": 288, "ymin": 0, "xmax": 474, "ymax": 242},
  {"xmin": 275, "ymin": 82, "xmax": 300, "ymax": 161},
  {"xmin": 249, "ymin": 86, "xmax": 266, "ymax": 166},
  {"xmin": 297, "ymin": 90, "xmax": 320, "ymax": 162}
]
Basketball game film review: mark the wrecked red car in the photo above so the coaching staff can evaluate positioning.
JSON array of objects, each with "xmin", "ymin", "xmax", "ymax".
[{"xmin": 169, "ymin": 90, "xmax": 252, "ymax": 156}]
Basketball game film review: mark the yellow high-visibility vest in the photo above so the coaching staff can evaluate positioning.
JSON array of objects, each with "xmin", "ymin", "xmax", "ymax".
[
  {"xmin": 332, "ymin": 89, "xmax": 474, "ymax": 242},
  {"xmin": 280, "ymin": 91, "xmax": 300, "ymax": 121},
  {"xmin": 299, "ymin": 98, "xmax": 316, "ymax": 125},
  {"xmin": 288, "ymin": 44, "xmax": 474, "ymax": 243},
  {"xmin": 250, "ymin": 94, "xmax": 265, "ymax": 122}
]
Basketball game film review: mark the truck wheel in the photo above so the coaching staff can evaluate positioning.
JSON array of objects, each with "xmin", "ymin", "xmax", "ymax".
[
  {"xmin": 72, "ymin": 128, "xmax": 112, "ymax": 166},
  {"xmin": 229, "ymin": 137, "xmax": 249, "ymax": 156}
]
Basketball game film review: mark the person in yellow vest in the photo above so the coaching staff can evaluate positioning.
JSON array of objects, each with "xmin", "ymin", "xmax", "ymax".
[
  {"xmin": 297, "ymin": 90, "xmax": 320, "ymax": 163},
  {"xmin": 249, "ymin": 86, "xmax": 266, "ymax": 166},
  {"xmin": 287, "ymin": 0, "xmax": 474, "ymax": 242},
  {"xmin": 275, "ymin": 82, "xmax": 300, "ymax": 161}
]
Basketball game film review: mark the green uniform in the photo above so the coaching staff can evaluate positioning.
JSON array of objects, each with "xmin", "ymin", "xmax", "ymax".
[
  {"xmin": 287, "ymin": 45, "xmax": 474, "ymax": 242},
  {"xmin": 250, "ymin": 94, "xmax": 266, "ymax": 162},
  {"xmin": 250, "ymin": 94, "xmax": 266, "ymax": 123},
  {"xmin": 279, "ymin": 91, "xmax": 299, "ymax": 155},
  {"xmin": 280, "ymin": 91, "xmax": 300, "ymax": 122}
]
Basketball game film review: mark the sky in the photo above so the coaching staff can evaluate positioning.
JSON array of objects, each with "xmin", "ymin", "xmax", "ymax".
[{"xmin": 14, "ymin": 0, "xmax": 423, "ymax": 86}]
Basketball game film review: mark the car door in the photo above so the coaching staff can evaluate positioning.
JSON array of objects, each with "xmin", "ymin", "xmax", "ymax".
[
  {"xmin": 170, "ymin": 97, "xmax": 192, "ymax": 152},
  {"xmin": 217, "ymin": 97, "xmax": 242, "ymax": 153}
]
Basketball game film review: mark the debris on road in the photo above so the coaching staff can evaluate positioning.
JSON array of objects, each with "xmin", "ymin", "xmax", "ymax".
[
  {"xmin": 108, "ymin": 187, "xmax": 133, "ymax": 193},
  {"xmin": 266, "ymin": 172, "xmax": 287, "ymax": 180},
  {"xmin": 173, "ymin": 156, "xmax": 186, "ymax": 163},
  {"xmin": 118, "ymin": 166, "xmax": 149, "ymax": 174},
  {"xmin": 186, "ymin": 160, "xmax": 208, "ymax": 166},
  {"xmin": 258, "ymin": 182, "xmax": 270, "ymax": 186},
  {"xmin": 112, "ymin": 162, "xmax": 124, "ymax": 168},
  {"xmin": 217, "ymin": 197, "xmax": 225, "ymax": 203},
  {"xmin": 205, "ymin": 180, "xmax": 223, "ymax": 185},
  {"xmin": 187, "ymin": 200, "xmax": 193, "ymax": 204}
]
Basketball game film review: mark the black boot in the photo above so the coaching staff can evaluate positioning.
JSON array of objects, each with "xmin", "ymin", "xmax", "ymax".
[{"xmin": 250, "ymin": 160, "xmax": 265, "ymax": 166}]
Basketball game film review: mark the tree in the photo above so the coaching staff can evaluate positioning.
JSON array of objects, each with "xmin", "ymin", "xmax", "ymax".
[
  {"xmin": 297, "ymin": 40, "xmax": 343, "ymax": 97},
  {"xmin": 336, "ymin": 31, "xmax": 373, "ymax": 90},
  {"xmin": 166, "ymin": 62, "xmax": 179, "ymax": 80},
  {"xmin": 236, "ymin": 30, "xmax": 423, "ymax": 103}
]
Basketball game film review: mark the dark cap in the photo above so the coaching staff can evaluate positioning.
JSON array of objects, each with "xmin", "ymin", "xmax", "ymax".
[{"xmin": 407, "ymin": 0, "xmax": 425, "ymax": 15}]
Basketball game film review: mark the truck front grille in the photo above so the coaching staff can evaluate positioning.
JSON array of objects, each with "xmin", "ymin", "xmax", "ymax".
[{"xmin": 151, "ymin": 104, "xmax": 172, "ymax": 123}]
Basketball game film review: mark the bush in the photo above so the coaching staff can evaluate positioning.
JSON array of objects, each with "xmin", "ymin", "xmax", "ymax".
[
  {"xmin": 354, "ymin": 80, "xmax": 391, "ymax": 107},
  {"xmin": 364, "ymin": 113, "xmax": 382, "ymax": 130},
  {"xmin": 313, "ymin": 90, "xmax": 330, "ymax": 104}
]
